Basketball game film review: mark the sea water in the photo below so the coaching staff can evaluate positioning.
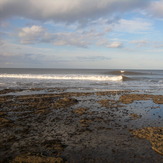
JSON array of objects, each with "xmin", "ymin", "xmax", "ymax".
[{"xmin": 0, "ymin": 68, "xmax": 163, "ymax": 94}]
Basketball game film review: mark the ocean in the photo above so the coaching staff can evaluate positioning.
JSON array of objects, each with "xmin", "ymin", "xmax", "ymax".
[{"xmin": 0, "ymin": 68, "xmax": 163, "ymax": 94}]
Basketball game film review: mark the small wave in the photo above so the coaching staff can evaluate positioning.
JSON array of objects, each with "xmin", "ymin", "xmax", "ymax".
[
  {"xmin": 108, "ymin": 70, "xmax": 150, "ymax": 75},
  {"xmin": 122, "ymin": 75, "xmax": 134, "ymax": 81},
  {"xmin": 0, "ymin": 74, "xmax": 123, "ymax": 81}
]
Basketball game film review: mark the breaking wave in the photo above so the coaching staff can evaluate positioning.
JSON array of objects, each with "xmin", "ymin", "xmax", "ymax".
[
  {"xmin": 122, "ymin": 75, "xmax": 133, "ymax": 81},
  {"xmin": 0, "ymin": 74, "xmax": 123, "ymax": 81}
]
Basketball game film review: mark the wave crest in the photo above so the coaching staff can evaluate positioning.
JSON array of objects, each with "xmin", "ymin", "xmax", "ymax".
[{"xmin": 0, "ymin": 74, "xmax": 123, "ymax": 81}]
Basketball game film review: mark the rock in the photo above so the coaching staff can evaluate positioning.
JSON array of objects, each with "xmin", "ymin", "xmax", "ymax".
[
  {"xmin": 0, "ymin": 88, "xmax": 23, "ymax": 95},
  {"xmin": 120, "ymin": 94, "xmax": 163, "ymax": 104},
  {"xmin": 153, "ymin": 96, "xmax": 163, "ymax": 104},
  {"xmin": 0, "ymin": 117, "xmax": 10, "ymax": 127},
  {"xmin": 12, "ymin": 155, "xmax": 64, "ymax": 163},
  {"xmin": 42, "ymin": 139, "xmax": 66, "ymax": 152},
  {"xmin": 131, "ymin": 127, "xmax": 163, "ymax": 155},
  {"xmin": 53, "ymin": 98, "xmax": 78, "ymax": 109},
  {"xmin": 72, "ymin": 108, "xmax": 88, "ymax": 115},
  {"xmin": 79, "ymin": 118, "xmax": 92, "ymax": 127},
  {"xmin": 98, "ymin": 99, "xmax": 123, "ymax": 108},
  {"xmin": 96, "ymin": 90, "xmax": 129, "ymax": 96},
  {"xmin": 35, "ymin": 109, "xmax": 49, "ymax": 114},
  {"xmin": 0, "ymin": 111, "xmax": 6, "ymax": 116},
  {"xmin": 129, "ymin": 113, "xmax": 142, "ymax": 120}
]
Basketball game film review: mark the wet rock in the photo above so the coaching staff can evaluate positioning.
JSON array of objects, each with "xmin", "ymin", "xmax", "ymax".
[
  {"xmin": 96, "ymin": 90, "xmax": 129, "ymax": 96},
  {"xmin": 120, "ymin": 94, "xmax": 163, "ymax": 104},
  {"xmin": 0, "ymin": 95, "xmax": 14, "ymax": 103},
  {"xmin": 131, "ymin": 127, "xmax": 163, "ymax": 155},
  {"xmin": 63, "ymin": 92, "xmax": 93, "ymax": 97},
  {"xmin": 0, "ymin": 88, "xmax": 24, "ymax": 95},
  {"xmin": 42, "ymin": 140, "xmax": 66, "ymax": 150},
  {"xmin": 53, "ymin": 98, "xmax": 78, "ymax": 109},
  {"xmin": 129, "ymin": 113, "xmax": 142, "ymax": 120},
  {"xmin": 98, "ymin": 99, "xmax": 123, "ymax": 108},
  {"xmin": 12, "ymin": 155, "xmax": 64, "ymax": 163},
  {"xmin": 29, "ymin": 88, "xmax": 45, "ymax": 91},
  {"xmin": 0, "ymin": 117, "xmax": 11, "ymax": 127},
  {"xmin": 79, "ymin": 118, "xmax": 92, "ymax": 127},
  {"xmin": 0, "ymin": 89, "xmax": 163, "ymax": 162},
  {"xmin": 98, "ymin": 99, "xmax": 115, "ymax": 107},
  {"xmin": 34, "ymin": 109, "xmax": 50, "ymax": 114},
  {"xmin": 72, "ymin": 108, "xmax": 88, "ymax": 115},
  {"xmin": 120, "ymin": 94, "xmax": 153, "ymax": 104},
  {"xmin": 153, "ymin": 96, "xmax": 163, "ymax": 104},
  {"xmin": 0, "ymin": 111, "xmax": 6, "ymax": 116}
]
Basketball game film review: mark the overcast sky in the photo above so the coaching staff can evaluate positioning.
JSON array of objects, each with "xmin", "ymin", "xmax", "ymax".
[{"xmin": 0, "ymin": 0, "xmax": 163, "ymax": 69}]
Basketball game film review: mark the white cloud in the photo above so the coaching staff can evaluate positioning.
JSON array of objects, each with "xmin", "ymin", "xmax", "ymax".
[
  {"xmin": 18, "ymin": 25, "xmax": 45, "ymax": 44},
  {"xmin": 130, "ymin": 40, "xmax": 148, "ymax": 47},
  {"xmin": 18, "ymin": 25, "xmax": 124, "ymax": 49},
  {"xmin": 106, "ymin": 41, "xmax": 123, "ymax": 48},
  {"xmin": 0, "ymin": 0, "xmax": 150, "ymax": 23},
  {"xmin": 96, "ymin": 39, "xmax": 123, "ymax": 48},
  {"xmin": 112, "ymin": 18, "xmax": 152, "ymax": 33},
  {"xmin": 52, "ymin": 30, "xmax": 104, "ymax": 48},
  {"xmin": 149, "ymin": 0, "xmax": 163, "ymax": 18},
  {"xmin": 130, "ymin": 40, "xmax": 163, "ymax": 48},
  {"xmin": 18, "ymin": 26, "xmax": 101, "ymax": 47}
]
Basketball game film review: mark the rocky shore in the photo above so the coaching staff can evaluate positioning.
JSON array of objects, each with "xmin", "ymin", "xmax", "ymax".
[{"xmin": 0, "ymin": 88, "xmax": 163, "ymax": 163}]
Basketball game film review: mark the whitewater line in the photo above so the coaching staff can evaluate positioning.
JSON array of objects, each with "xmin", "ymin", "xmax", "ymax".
[{"xmin": 0, "ymin": 74, "xmax": 123, "ymax": 81}]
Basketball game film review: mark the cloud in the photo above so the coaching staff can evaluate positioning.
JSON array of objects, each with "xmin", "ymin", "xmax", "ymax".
[
  {"xmin": 0, "ymin": 40, "xmax": 5, "ymax": 46},
  {"xmin": 52, "ymin": 30, "xmax": 105, "ymax": 48},
  {"xmin": 97, "ymin": 39, "xmax": 123, "ymax": 48},
  {"xmin": 0, "ymin": 0, "xmax": 150, "ymax": 23},
  {"xmin": 0, "ymin": 21, "xmax": 9, "ymax": 27},
  {"xmin": 155, "ymin": 44, "xmax": 163, "ymax": 48},
  {"xmin": 18, "ymin": 26, "xmax": 102, "ymax": 47},
  {"xmin": 18, "ymin": 25, "xmax": 124, "ymax": 49},
  {"xmin": 106, "ymin": 41, "xmax": 123, "ymax": 48},
  {"xmin": 0, "ymin": 40, "xmax": 47, "ymax": 67},
  {"xmin": 130, "ymin": 40, "xmax": 163, "ymax": 48},
  {"xmin": 130, "ymin": 40, "xmax": 148, "ymax": 47},
  {"xmin": 77, "ymin": 56, "xmax": 110, "ymax": 62},
  {"xmin": 18, "ymin": 25, "xmax": 45, "ymax": 44},
  {"xmin": 0, "ymin": 53, "xmax": 44, "ymax": 67},
  {"xmin": 149, "ymin": 0, "xmax": 163, "ymax": 18},
  {"xmin": 112, "ymin": 18, "xmax": 152, "ymax": 33}
]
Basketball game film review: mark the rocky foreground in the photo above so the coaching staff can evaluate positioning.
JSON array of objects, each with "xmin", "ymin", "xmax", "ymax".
[{"xmin": 0, "ymin": 88, "xmax": 163, "ymax": 163}]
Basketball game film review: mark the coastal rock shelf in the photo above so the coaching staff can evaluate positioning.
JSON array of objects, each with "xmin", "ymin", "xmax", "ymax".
[
  {"xmin": 0, "ymin": 88, "xmax": 163, "ymax": 162},
  {"xmin": 120, "ymin": 94, "xmax": 163, "ymax": 104},
  {"xmin": 131, "ymin": 127, "xmax": 163, "ymax": 156}
]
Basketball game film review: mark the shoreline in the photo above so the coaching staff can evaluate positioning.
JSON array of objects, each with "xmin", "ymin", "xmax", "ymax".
[{"xmin": 0, "ymin": 88, "xmax": 163, "ymax": 162}]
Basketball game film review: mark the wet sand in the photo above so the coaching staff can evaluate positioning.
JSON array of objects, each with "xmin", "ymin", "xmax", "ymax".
[{"xmin": 0, "ymin": 88, "xmax": 163, "ymax": 163}]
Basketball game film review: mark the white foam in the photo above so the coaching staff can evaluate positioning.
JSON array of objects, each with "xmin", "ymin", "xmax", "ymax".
[{"xmin": 0, "ymin": 74, "xmax": 122, "ymax": 81}]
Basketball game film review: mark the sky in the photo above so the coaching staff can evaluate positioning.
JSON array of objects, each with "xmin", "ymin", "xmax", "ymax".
[{"xmin": 0, "ymin": 0, "xmax": 163, "ymax": 69}]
